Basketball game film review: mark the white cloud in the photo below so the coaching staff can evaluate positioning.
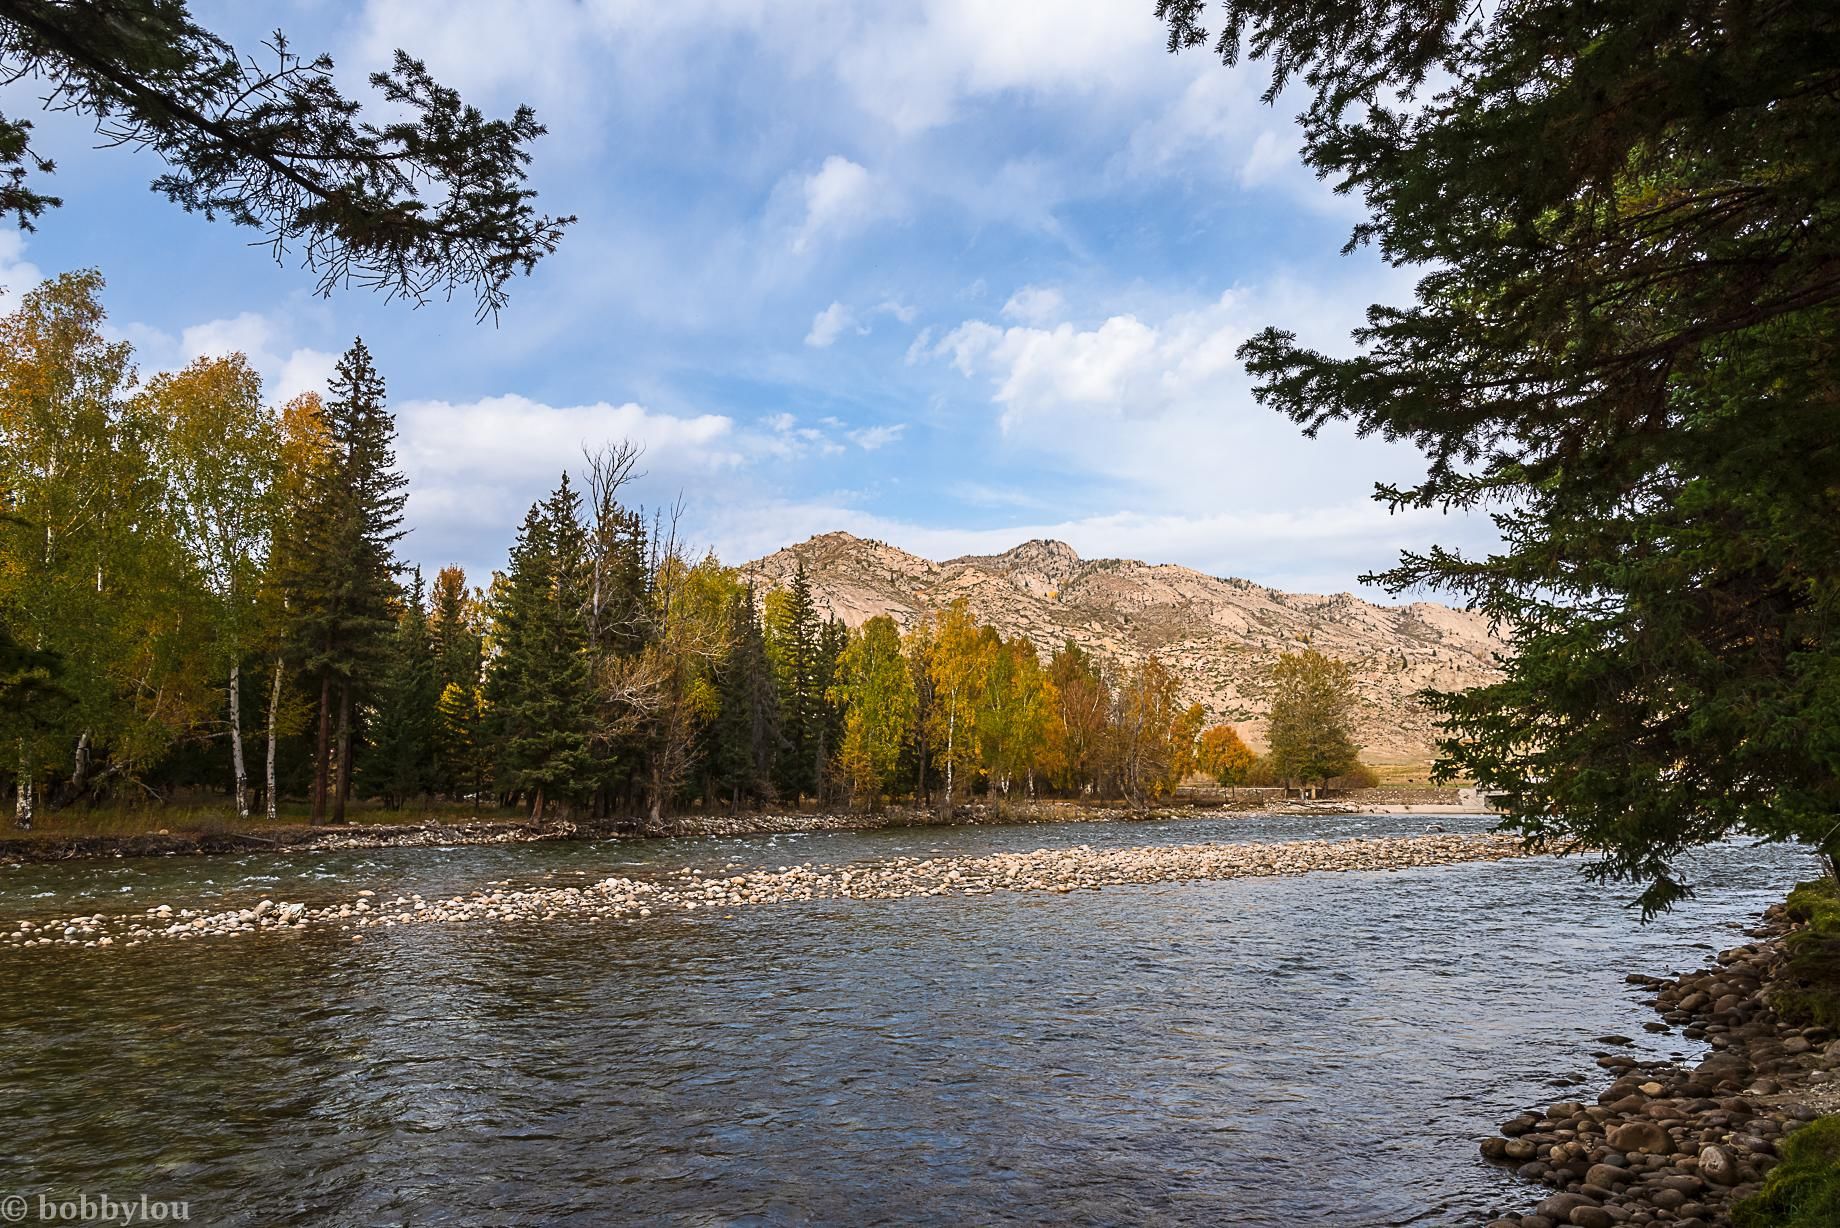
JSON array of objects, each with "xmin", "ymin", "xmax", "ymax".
[
  {"xmin": 0, "ymin": 229, "xmax": 43, "ymax": 316},
  {"xmin": 915, "ymin": 265, "xmax": 1453, "ymax": 529},
  {"xmin": 121, "ymin": 307, "xmax": 339, "ymax": 400},
  {"xmin": 1001, "ymin": 285, "xmax": 1065, "ymax": 324},
  {"xmin": 832, "ymin": 0, "xmax": 1168, "ymax": 132},
  {"xmin": 394, "ymin": 393, "xmax": 743, "ymax": 575},
  {"xmin": 751, "ymin": 411, "xmax": 846, "ymax": 459},
  {"xmin": 849, "ymin": 423, "xmax": 906, "ymax": 451},
  {"xmin": 790, "ymin": 155, "xmax": 890, "ymax": 253},
  {"xmin": 398, "ymin": 394, "xmax": 740, "ymax": 482},
  {"xmin": 1117, "ymin": 70, "xmax": 1357, "ymax": 217},
  {"xmin": 805, "ymin": 301, "xmax": 857, "ymax": 347}
]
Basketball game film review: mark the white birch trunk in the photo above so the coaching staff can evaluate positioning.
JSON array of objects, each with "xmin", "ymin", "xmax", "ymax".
[
  {"xmin": 14, "ymin": 743, "xmax": 31, "ymax": 830},
  {"xmin": 266, "ymin": 656, "xmax": 282, "ymax": 822},
  {"xmin": 228, "ymin": 661, "xmax": 249, "ymax": 819},
  {"xmin": 943, "ymin": 705, "xmax": 956, "ymax": 814}
]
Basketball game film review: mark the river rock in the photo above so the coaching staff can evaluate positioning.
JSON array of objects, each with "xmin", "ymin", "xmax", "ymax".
[
  {"xmin": 1696, "ymin": 1144, "xmax": 1739, "ymax": 1185},
  {"xmin": 1535, "ymin": 1193, "xmax": 1597, "ymax": 1222},
  {"xmin": 1583, "ymin": 1164, "xmax": 1629, "ymax": 1189},
  {"xmin": 1606, "ymin": 1121, "xmax": 1670, "ymax": 1155}
]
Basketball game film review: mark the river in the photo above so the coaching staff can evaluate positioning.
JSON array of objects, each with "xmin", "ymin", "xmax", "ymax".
[{"xmin": 0, "ymin": 813, "xmax": 1818, "ymax": 1226}]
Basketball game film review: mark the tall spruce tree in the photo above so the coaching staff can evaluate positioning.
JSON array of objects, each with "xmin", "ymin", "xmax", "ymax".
[
  {"xmin": 1160, "ymin": 0, "xmax": 1840, "ymax": 906},
  {"xmin": 767, "ymin": 560, "xmax": 822, "ymax": 804},
  {"xmin": 711, "ymin": 585, "xmax": 781, "ymax": 810},
  {"xmin": 286, "ymin": 338, "xmax": 406, "ymax": 823},
  {"xmin": 813, "ymin": 615, "xmax": 849, "ymax": 802},
  {"xmin": 362, "ymin": 568, "xmax": 437, "ymax": 809},
  {"xmin": 485, "ymin": 475, "xmax": 595, "ymax": 818}
]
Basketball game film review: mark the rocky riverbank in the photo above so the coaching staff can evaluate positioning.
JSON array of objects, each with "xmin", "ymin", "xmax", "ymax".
[
  {"xmin": 1478, "ymin": 899, "xmax": 1838, "ymax": 1228},
  {"xmin": 0, "ymin": 814, "xmax": 589, "ymax": 865},
  {"xmin": 3, "ymin": 832, "xmax": 1531, "ymax": 950},
  {"xmin": 0, "ymin": 792, "xmax": 1489, "ymax": 866}
]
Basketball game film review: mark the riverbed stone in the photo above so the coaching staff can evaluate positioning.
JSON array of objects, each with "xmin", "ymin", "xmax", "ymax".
[
  {"xmin": 1696, "ymin": 1144, "xmax": 1739, "ymax": 1185},
  {"xmin": 1605, "ymin": 1122, "xmax": 1670, "ymax": 1155}
]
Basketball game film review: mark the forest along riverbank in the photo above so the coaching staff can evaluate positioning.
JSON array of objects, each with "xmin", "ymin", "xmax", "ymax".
[
  {"xmin": 0, "ymin": 790, "xmax": 1490, "ymax": 865},
  {"xmin": 3, "ymin": 832, "xmax": 1530, "ymax": 949},
  {"xmin": 1478, "ymin": 898, "xmax": 1838, "ymax": 1228}
]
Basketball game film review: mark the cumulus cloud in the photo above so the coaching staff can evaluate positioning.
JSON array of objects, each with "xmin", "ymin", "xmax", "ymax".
[
  {"xmin": 805, "ymin": 301, "xmax": 857, "ymax": 347},
  {"xmin": 1001, "ymin": 285, "xmax": 1065, "ymax": 324},
  {"xmin": 178, "ymin": 313, "xmax": 338, "ymax": 400},
  {"xmin": 790, "ymin": 155, "xmax": 890, "ymax": 253},
  {"xmin": 0, "ymin": 229, "xmax": 43, "ymax": 316},
  {"xmin": 832, "ymin": 0, "xmax": 1168, "ymax": 132},
  {"xmin": 394, "ymin": 394, "xmax": 743, "ymax": 576},
  {"xmin": 913, "ymin": 267, "xmax": 1453, "ymax": 533}
]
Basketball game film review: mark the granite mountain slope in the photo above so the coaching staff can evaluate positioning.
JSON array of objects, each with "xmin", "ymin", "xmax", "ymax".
[{"xmin": 740, "ymin": 533, "xmax": 1505, "ymax": 763}]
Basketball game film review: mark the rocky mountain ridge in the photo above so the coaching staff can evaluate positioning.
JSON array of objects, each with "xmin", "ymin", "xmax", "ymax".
[{"xmin": 740, "ymin": 532, "xmax": 1507, "ymax": 763}]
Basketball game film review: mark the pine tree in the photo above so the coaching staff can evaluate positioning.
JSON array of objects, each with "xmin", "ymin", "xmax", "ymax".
[
  {"xmin": 362, "ymin": 568, "xmax": 438, "ymax": 808},
  {"xmin": 1159, "ymin": 0, "xmax": 1840, "ymax": 905},
  {"xmin": 0, "ymin": 3, "xmax": 571, "ymax": 317},
  {"xmin": 813, "ymin": 615, "xmax": 848, "ymax": 802},
  {"xmin": 285, "ymin": 337, "xmax": 407, "ymax": 823},
  {"xmin": 767, "ymin": 560, "xmax": 822, "ymax": 803},
  {"xmin": 484, "ymin": 476, "xmax": 596, "ymax": 817},
  {"xmin": 711, "ymin": 585, "xmax": 781, "ymax": 810}
]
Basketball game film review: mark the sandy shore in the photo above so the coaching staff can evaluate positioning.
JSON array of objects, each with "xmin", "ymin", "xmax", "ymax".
[{"xmin": 5, "ymin": 832, "xmax": 1532, "ymax": 949}]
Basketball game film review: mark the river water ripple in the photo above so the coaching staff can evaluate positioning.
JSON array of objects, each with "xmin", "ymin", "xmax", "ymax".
[{"xmin": 0, "ymin": 813, "xmax": 1818, "ymax": 1226}]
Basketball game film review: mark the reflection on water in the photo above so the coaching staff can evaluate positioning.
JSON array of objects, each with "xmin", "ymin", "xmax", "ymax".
[{"xmin": 0, "ymin": 815, "xmax": 1818, "ymax": 1226}]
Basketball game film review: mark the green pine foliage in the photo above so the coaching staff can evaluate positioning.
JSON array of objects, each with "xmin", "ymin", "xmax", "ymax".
[
  {"xmin": 484, "ymin": 476, "xmax": 597, "ymax": 818},
  {"xmin": 767, "ymin": 561, "xmax": 823, "ymax": 803},
  {"xmin": 361, "ymin": 568, "xmax": 439, "ymax": 809},
  {"xmin": 0, "ymin": 1, "xmax": 571, "ymax": 317},
  {"xmin": 1161, "ymin": 0, "xmax": 1840, "ymax": 910},
  {"xmin": 710, "ymin": 585, "xmax": 782, "ymax": 810},
  {"xmin": 283, "ymin": 338, "xmax": 407, "ymax": 822}
]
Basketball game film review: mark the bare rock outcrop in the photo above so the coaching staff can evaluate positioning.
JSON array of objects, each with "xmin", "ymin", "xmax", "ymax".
[{"xmin": 740, "ymin": 532, "xmax": 1507, "ymax": 763}]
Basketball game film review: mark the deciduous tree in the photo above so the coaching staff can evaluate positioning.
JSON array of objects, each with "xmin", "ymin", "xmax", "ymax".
[
  {"xmin": 832, "ymin": 614, "xmax": 917, "ymax": 810},
  {"xmin": 1264, "ymin": 649, "xmax": 1360, "ymax": 797}
]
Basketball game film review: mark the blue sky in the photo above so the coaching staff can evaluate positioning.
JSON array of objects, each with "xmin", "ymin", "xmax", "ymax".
[{"xmin": 0, "ymin": 0, "xmax": 1494, "ymax": 597}]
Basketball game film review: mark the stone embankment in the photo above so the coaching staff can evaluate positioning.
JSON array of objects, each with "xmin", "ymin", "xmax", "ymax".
[
  {"xmin": 4, "ymin": 832, "xmax": 1529, "ymax": 950},
  {"xmin": 1479, "ymin": 902, "xmax": 1837, "ymax": 1228}
]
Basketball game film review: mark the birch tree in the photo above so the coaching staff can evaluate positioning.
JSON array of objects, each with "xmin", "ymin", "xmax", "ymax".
[
  {"xmin": 831, "ymin": 615, "xmax": 916, "ymax": 810},
  {"xmin": 925, "ymin": 599, "xmax": 990, "ymax": 816},
  {"xmin": 145, "ymin": 354, "xmax": 278, "ymax": 819}
]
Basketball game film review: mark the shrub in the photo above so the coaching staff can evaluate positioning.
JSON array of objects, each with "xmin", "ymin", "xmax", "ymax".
[
  {"xmin": 1773, "ymin": 878, "xmax": 1840, "ymax": 1031},
  {"xmin": 1733, "ymin": 1115, "xmax": 1840, "ymax": 1228}
]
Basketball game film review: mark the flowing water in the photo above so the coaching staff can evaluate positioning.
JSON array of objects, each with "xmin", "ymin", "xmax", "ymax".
[{"xmin": 0, "ymin": 813, "xmax": 1819, "ymax": 1226}]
